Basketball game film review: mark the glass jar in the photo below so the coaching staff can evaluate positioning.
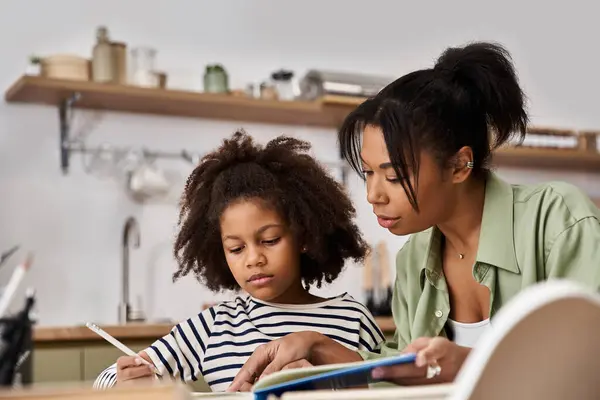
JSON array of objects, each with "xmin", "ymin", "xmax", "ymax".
[
  {"xmin": 130, "ymin": 46, "xmax": 158, "ymax": 87},
  {"xmin": 204, "ymin": 64, "xmax": 229, "ymax": 94},
  {"xmin": 111, "ymin": 42, "xmax": 127, "ymax": 84},
  {"xmin": 92, "ymin": 26, "xmax": 115, "ymax": 83},
  {"xmin": 260, "ymin": 81, "xmax": 278, "ymax": 100},
  {"xmin": 271, "ymin": 69, "xmax": 295, "ymax": 101}
]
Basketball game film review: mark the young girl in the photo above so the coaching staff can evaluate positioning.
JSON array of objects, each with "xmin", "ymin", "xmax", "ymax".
[{"xmin": 94, "ymin": 131, "xmax": 384, "ymax": 392}]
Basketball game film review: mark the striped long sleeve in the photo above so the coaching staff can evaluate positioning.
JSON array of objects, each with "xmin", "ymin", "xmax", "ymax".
[
  {"xmin": 93, "ymin": 307, "xmax": 214, "ymax": 389},
  {"xmin": 145, "ymin": 307, "xmax": 214, "ymax": 381},
  {"xmin": 93, "ymin": 293, "xmax": 385, "ymax": 392}
]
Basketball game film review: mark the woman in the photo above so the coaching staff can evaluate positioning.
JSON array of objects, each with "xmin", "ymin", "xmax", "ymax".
[{"xmin": 227, "ymin": 42, "xmax": 600, "ymax": 392}]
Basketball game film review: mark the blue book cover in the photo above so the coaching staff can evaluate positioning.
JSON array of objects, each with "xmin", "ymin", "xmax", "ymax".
[{"xmin": 251, "ymin": 353, "xmax": 417, "ymax": 400}]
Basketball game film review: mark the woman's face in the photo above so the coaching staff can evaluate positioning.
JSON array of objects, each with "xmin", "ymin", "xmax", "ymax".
[{"xmin": 360, "ymin": 125, "xmax": 458, "ymax": 236}]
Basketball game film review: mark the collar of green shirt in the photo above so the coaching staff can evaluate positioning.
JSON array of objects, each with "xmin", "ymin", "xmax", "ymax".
[{"xmin": 421, "ymin": 172, "xmax": 520, "ymax": 282}]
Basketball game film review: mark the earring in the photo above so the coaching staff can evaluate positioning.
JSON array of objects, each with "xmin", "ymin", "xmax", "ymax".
[
  {"xmin": 301, "ymin": 246, "xmax": 307, "ymax": 253},
  {"xmin": 466, "ymin": 161, "xmax": 474, "ymax": 169}
]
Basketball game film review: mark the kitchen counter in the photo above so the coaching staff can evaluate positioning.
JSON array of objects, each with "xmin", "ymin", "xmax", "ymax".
[
  {"xmin": 31, "ymin": 317, "xmax": 397, "ymax": 386},
  {"xmin": 34, "ymin": 317, "xmax": 397, "ymax": 343},
  {"xmin": 33, "ymin": 323, "xmax": 174, "ymax": 343}
]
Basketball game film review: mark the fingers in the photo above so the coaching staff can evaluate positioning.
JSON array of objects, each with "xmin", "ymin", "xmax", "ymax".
[
  {"xmin": 118, "ymin": 374, "xmax": 154, "ymax": 387},
  {"xmin": 371, "ymin": 363, "xmax": 446, "ymax": 386},
  {"xmin": 402, "ymin": 337, "xmax": 432, "ymax": 354},
  {"xmin": 282, "ymin": 359, "xmax": 313, "ymax": 370},
  {"xmin": 116, "ymin": 356, "xmax": 155, "ymax": 382},
  {"xmin": 402, "ymin": 336, "xmax": 448, "ymax": 367},
  {"xmin": 415, "ymin": 337, "xmax": 448, "ymax": 367},
  {"xmin": 374, "ymin": 337, "xmax": 461, "ymax": 385},
  {"xmin": 371, "ymin": 363, "xmax": 426, "ymax": 381},
  {"xmin": 371, "ymin": 337, "xmax": 449, "ymax": 385},
  {"xmin": 227, "ymin": 345, "xmax": 273, "ymax": 392},
  {"xmin": 237, "ymin": 382, "xmax": 254, "ymax": 392},
  {"xmin": 116, "ymin": 355, "xmax": 155, "ymax": 370},
  {"xmin": 116, "ymin": 356, "xmax": 138, "ymax": 369},
  {"xmin": 117, "ymin": 365, "xmax": 154, "ymax": 381},
  {"xmin": 137, "ymin": 351, "xmax": 153, "ymax": 364},
  {"xmin": 260, "ymin": 356, "xmax": 295, "ymax": 380}
]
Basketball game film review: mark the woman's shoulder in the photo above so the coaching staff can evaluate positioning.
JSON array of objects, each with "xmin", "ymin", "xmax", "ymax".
[{"xmin": 512, "ymin": 180, "xmax": 599, "ymax": 223}]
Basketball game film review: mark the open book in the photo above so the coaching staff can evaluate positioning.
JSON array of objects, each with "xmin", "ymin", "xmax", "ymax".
[
  {"xmin": 8, "ymin": 280, "xmax": 598, "ymax": 400},
  {"xmin": 190, "ymin": 279, "xmax": 600, "ymax": 400},
  {"xmin": 191, "ymin": 354, "xmax": 417, "ymax": 399}
]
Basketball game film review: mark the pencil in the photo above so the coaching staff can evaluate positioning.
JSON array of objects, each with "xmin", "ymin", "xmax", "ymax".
[
  {"xmin": 0, "ymin": 253, "xmax": 33, "ymax": 319},
  {"xmin": 85, "ymin": 322, "xmax": 160, "ymax": 375}
]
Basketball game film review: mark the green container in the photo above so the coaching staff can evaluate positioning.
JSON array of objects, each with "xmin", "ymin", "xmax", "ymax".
[{"xmin": 204, "ymin": 64, "xmax": 229, "ymax": 93}]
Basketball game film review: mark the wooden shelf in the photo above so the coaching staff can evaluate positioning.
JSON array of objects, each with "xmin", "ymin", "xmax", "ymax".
[
  {"xmin": 5, "ymin": 75, "xmax": 353, "ymax": 128},
  {"xmin": 5, "ymin": 75, "xmax": 600, "ymax": 173},
  {"xmin": 494, "ymin": 147, "xmax": 600, "ymax": 172}
]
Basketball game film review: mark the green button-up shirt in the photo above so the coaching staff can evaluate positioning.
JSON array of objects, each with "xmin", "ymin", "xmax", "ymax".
[{"xmin": 361, "ymin": 173, "xmax": 600, "ymax": 359}]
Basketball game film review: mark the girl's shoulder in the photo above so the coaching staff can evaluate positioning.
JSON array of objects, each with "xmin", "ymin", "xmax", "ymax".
[
  {"xmin": 211, "ymin": 295, "xmax": 252, "ymax": 312},
  {"xmin": 330, "ymin": 292, "xmax": 371, "ymax": 311},
  {"xmin": 207, "ymin": 295, "xmax": 255, "ymax": 319},
  {"xmin": 174, "ymin": 296, "xmax": 253, "ymax": 326},
  {"xmin": 245, "ymin": 292, "xmax": 371, "ymax": 315},
  {"xmin": 309, "ymin": 292, "xmax": 377, "ymax": 319}
]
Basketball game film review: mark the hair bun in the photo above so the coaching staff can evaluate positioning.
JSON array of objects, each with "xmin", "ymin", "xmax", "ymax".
[{"xmin": 433, "ymin": 41, "xmax": 528, "ymax": 148}]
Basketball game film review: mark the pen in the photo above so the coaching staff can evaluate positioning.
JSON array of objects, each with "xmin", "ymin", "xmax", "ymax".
[{"xmin": 85, "ymin": 322, "xmax": 161, "ymax": 375}]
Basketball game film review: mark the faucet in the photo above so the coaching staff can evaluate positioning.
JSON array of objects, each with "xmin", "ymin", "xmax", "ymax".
[{"xmin": 118, "ymin": 216, "xmax": 144, "ymax": 324}]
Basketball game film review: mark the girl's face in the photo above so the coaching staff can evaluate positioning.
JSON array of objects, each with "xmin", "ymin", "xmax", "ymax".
[
  {"xmin": 220, "ymin": 199, "xmax": 305, "ymax": 303},
  {"xmin": 360, "ymin": 125, "xmax": 459, "ymax": 236}
]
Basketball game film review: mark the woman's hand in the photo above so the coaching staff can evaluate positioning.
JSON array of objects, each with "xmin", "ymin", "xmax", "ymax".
[
  {"xmin": 282, "ymin": 359, "xmax": 314, "ymax": 370},
  {"xmin": 372, "ymin": 337, "xmax": 470, "ymax": 385},
  {"xmin": 227, "ymin": 331, "xmax": 361, "ymax": 392},
  {"xmin": 227, "ymin": 332, "xmax": 319, "ymax": 392},
  {"xmin": 115, "ymin": 351, "xmax": 158, "ymax": 386}
]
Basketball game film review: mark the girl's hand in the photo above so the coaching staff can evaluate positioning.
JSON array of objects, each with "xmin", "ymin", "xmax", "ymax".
[
  {"xmin": 115, "ymin": 351, "xmax": 158, "ymax": 385},
  {"xmin": 371, "ymin": 337, "xmax": 470, "ymax": 385}
]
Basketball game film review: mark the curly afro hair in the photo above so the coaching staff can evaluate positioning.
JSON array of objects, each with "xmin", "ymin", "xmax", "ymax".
[{"xmin": 173, "ymin": 130, "xmax": 368, "ymax": 292}]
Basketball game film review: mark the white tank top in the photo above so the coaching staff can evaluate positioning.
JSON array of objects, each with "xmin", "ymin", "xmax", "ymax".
[{"xmin": 447, "ymin": 318, "xmax": 491, "ymax": 348}]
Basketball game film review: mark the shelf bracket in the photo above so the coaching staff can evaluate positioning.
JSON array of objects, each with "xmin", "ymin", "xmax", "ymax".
[{"xmin": 58, "ymin": 93, "xmax": 81, "ymax": 175}]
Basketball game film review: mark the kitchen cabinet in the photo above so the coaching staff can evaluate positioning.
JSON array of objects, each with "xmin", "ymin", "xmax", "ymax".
[
  {"xmin": 34, "ymin": 346, "xmax": 82, "ymax": 383},
  {"xmin": 34, "ymin": 339, "xmax": 211, "ymax": 392},
  {"xmin": 81, "ymin": 342, "xmax": 146, "ymax": 382}
]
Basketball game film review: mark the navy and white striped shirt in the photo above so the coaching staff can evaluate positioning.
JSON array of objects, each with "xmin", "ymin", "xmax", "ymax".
[{"xmin": 94, "ymin": 293, "xmax": 384, "ymax": 392}]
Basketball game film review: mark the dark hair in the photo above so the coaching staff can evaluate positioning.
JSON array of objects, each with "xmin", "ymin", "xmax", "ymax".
[
  {"xmin": 339, "ymin": 41, "xmax": 528, "ymax": 210},
  {"xmin": 173, "ymin": 130, "xmax": 368, "ymax": 291}
]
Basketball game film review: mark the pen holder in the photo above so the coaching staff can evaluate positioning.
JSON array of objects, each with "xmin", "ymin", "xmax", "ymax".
[{"xmin": 0, "ymin": 315, "xmax": 34, "ymax": 387}]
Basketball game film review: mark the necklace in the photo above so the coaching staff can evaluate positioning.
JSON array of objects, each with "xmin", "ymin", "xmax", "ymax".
[{"xmin": 442, "ymin": 236, "xmax": 466, "ymax": 260}]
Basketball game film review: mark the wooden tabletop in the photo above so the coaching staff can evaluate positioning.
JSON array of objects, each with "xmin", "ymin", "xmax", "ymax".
[{"xmin": 33, "ymin": 317, "xmax": 396, "ymax": 343}]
